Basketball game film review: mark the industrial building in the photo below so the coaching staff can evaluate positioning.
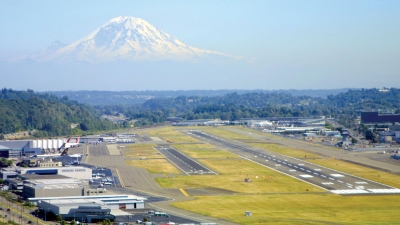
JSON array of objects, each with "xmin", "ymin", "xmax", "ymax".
[
  {"xmin": 361, "ymin": 111, "xmax": 400, "ymax": 124},
  {"xmin": 22, "ymin": 174, "xmax": 88, "ymax": 198},
  {"xmin": 0, "ymin": 140, "xmax": 42, "ymax": 159},
  {"xmin": 29, "ymin": 195, "xmax": 145, "ymax": 223},
  {"xmin": 172, "ymin": 119, "xmax": 229, "ymax": 126},
  {"xmin": 0, "ymin": 168, "xmax": 18, "ymax": 180},
  {"xmin": 19, "ymin": 166, "xmax": 92, "ymax": 180},
  {"xmin": 240, "ymin": 116, "xmax": 326, "ymax": 127}
]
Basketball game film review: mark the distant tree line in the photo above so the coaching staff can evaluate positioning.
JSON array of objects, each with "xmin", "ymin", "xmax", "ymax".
[{"xmin": 94, "ymin": 88, "xmax": 400, "ymax": 128}]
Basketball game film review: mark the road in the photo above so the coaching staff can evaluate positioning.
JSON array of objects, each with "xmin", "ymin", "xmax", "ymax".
[{"xmin": 184, "ymin": 130, "xmax": 400, "ymax": 195}]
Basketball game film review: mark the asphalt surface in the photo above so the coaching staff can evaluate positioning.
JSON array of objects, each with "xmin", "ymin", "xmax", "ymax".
[
  {"xmin": 185, "ymin": 130, "xmax": 400, "ymax": 195},
  {"xmin": 154, "ymin": 145, "xmax": 217, "ymax": 175}
]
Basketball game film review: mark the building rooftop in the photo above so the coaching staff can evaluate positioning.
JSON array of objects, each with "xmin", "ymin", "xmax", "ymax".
[
  {"xmin": 0, "ymin": 141, "xmax": 30, "ymax": 150},
  {"xmin": 29, "ymin": 194, "xmax": 146, "ymax": 202},
  {"xmin": 22, "ymin": 174, "xmax": 70, "ymax": 180}
]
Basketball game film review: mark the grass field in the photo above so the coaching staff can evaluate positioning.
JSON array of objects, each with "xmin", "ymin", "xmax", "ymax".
[
  {"xmin": 145, "ymin": 127, "xmax": 199, "ymax": 143},
  {"xmin": 171, "ymin": 194, "xmax": 400, "ymax": 225},
  {"xmin": 123, "ymin": 143, "xmax": 181, "ymax": 174},
  {"xmin": 173, "ymin": 143, "xmax": 240, "ymax": 159},
  {"xmin": 194, "ymin": 126, "xmax": 258, "ymax": 141},
  {"xmin": 123, "ymin": 144, "xmax": 159, "ymax": 158},
  {"xmin": 250, "ymin": 142, "xmax": 324, "ymax": 159},
  {"xmin": 126, "ymin": 158, "xmax": 181, "ymax": 174},
  {"xmin": 128, "ymin": 126, "xmax": 400, "ymax": 224},
  {"xmin": 156, "ymin": 143, "xmax": 323, "ymax": 193}
]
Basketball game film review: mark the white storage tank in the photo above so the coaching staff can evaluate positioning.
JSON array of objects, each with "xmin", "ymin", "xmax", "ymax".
[
  {"xmin": 52, "ymin": 139, "xmax": 58, "ymax": 150},
  {"xmin": 42, "ymin": 139, "xmax": 48, "ymax": 150},
  {"xmin": 48, "ymin": 139, "xmax": 53, "ymax": 150},
  {"xmin": 37, "ymin": 140, "xmax": 43, "ymax": 149},
  {"xmin": 33, "ymin": 140, "xmax": 38, "ymax": 148},
  {"xmin": 56, "ymin": 139, "xmax": 63, "ymax": 150}
]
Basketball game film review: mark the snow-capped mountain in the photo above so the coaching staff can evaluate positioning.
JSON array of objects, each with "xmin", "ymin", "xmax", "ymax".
[{"xmin": 31, "ymin": 16, "xmax": 241, "ymax": 63}]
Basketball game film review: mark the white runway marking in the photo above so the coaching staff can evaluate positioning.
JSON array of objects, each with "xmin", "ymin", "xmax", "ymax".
[
  {"xmin": 330, "ymin": 174, "xmax": 345, "ymax": 177},
  {"xmin": 331, "ymin": 189, "xmax": 369, "ymax": 194},
  {"xmin": 368, "ymin": 189, "xmax": 400, "ymax": 193},
  {"xmin": 300, "ymin": 174, "xmax": 313, "ymax": 178}
]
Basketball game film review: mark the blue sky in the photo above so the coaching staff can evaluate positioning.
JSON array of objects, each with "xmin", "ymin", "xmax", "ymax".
[{"xmin": 1, "ymin": 1, "xmax": 400, "ymax": 90}]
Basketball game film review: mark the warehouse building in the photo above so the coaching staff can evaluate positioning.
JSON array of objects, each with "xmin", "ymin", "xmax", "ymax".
[
  {"xmin": 19, "ymin": 166, "xmax": 92, "ymax": 179},
  {"xmin": 0, "ymin": 140, "xmax": 42, "ymax": 159},
  {"xmin": 22, "ymin": 174, "xmax": 88, "ymax": 198},
  {"xmin": 29, "ymin": 195, "xmax": 145, "ymax": 223}
]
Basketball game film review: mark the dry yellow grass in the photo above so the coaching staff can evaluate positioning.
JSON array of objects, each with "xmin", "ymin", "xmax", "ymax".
[
  {"xmin": 172, "ymin": 194, "xmax": 400, "ymax": 225},
  {"xmin": 122, "ymin": 144, "xmax": 161, "ymax": 159},
  {"xmin": 194, "ymin": 126, "xmax": 258, "ymax": 141},
  {"xmin": 126, "ymin": 158, "xmax": 181, "ymax": 174},
  {"xmin": 146, "ymin": 127, "xmax": 198, "ymax": 143},
  {"xmin": 156, "ymin": 157, "xmax": 323, "ymax": 193}
]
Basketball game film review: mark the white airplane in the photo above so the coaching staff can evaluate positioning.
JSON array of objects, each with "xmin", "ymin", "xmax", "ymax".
[
  {"xmin": 65, "ymin": 137, "xmax": 80, "ymax": 148},
  {"xmin": 31, "ymin": 148, "xmax": 82, "ymax": 158}
]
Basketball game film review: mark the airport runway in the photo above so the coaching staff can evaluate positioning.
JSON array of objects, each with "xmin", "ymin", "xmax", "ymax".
[
  {"xmin": 154, "ymin": 145, "xmax": 217, "ymax": 175},
  {"xmin": 184, "ymin": 130, "xmax": 400, "ymax": 195}
]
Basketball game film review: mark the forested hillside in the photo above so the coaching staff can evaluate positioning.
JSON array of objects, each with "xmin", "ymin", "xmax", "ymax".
[
  {"xmin": 3, "ymin": 88, "xmax": 399, "ymax": 134},
  {"xmin": 0, "ymin": 89, "xmax": 118, "ymax": 137}
]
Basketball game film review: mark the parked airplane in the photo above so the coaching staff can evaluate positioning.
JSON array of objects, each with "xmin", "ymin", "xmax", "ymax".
[
  {"xmin": 65, "ymin": 137, "xmax": 80, "ymax": 148},
  {"xmin": 31, "ymin": 148, "xmax": 82, "ymax": 158}
]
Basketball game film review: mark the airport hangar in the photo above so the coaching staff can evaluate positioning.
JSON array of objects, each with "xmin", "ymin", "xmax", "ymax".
[
  {"xmin": 19, "ymin": 166, "xmax": 92, "ymax": 179},
  {"xmin": 5, "ymin": 167, "xmax": 92, "ymax": 198},
  {"xmin": 0, "ymin": 140, "xmax": 42, "ymax": 159},
  {"xmin": 29, "ymin": 195, "xmax": 145, "ymax": 223}
]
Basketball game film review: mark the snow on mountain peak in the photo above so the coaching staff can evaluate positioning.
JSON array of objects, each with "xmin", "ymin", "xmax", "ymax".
[{"xmin": 31, "ymin": 16, "xmax": 241, "ymax": 63}]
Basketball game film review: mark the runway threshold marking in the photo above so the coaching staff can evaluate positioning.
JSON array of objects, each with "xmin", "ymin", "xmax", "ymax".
[
  {"xmin": 116, "ymin": 169, "xmax": 125, "ymax": 187},
  {"xmin": 179, "ymin": 187, "xmax": 190, "ymax": 197}
]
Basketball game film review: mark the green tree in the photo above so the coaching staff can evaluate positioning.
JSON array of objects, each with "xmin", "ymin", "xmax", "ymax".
[{"xmin": 102, "ymin": 219, "xmax": 111, "ymax": 225}]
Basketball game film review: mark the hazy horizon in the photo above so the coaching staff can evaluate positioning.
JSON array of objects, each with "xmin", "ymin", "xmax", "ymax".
[{"xmin": 1, "ymin": 1, "xmax": 399, "ymax": 91}]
